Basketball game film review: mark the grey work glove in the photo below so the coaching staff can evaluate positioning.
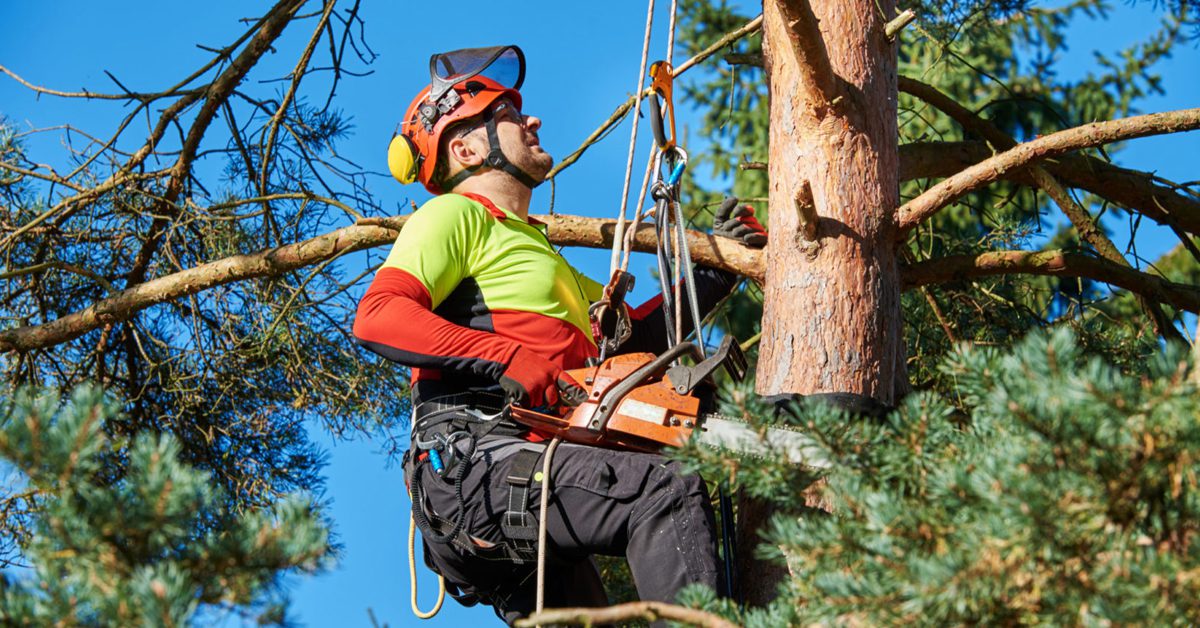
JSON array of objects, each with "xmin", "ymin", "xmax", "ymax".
[{"xmin": 713, "ymin": 196, "xmax": 768, "ymax": 248}]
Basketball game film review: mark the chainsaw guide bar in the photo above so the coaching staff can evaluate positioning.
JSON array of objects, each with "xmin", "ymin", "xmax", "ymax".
[{"xmin": 693, "ymin": 415, "xmax": 830, "ymax": 468}]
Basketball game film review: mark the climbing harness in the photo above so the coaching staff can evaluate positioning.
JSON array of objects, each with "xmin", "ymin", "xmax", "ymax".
[{"xmin": 404, "ymin": 395, "xmax": 545, "ymax": 620}]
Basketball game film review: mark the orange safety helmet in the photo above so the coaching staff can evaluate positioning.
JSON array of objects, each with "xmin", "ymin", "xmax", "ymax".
[{"xmin": 388, "ymin": 46, "xmax": 534, "ymax": 194}]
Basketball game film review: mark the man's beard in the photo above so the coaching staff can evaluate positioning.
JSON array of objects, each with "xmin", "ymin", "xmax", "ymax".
[{"xmin": 517, "ymin": 148, "xmax": 554, "ymax": 182}]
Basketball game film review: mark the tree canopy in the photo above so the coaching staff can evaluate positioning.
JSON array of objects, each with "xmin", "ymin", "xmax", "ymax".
[{"xmin": 1, "ymin": 0, "xmax": 1199, "ymax": 624}]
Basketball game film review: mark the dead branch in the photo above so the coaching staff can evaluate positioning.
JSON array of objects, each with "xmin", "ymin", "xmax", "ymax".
[
  {"xmin": 899, "ymin": 141, "xmax": 1200, "ymax": 236},
  {"xmin": 0, "ymin": 220, "xmax": 397, "ymax": 354},
  {"xmin": 260, "ymin": 0, "xmax": 337, "ymax": 194},
  {"xmin": 899, "ymin": 76, "xmax": 1183, "ymax": 340},
  {"xmin": 0, "ymin": 213, "xmax": 765, "ymax": 354},
  {"xmin": 898, "ymin": 107, "xmax": 1200, "ymax": 234},
  {"xmin": 0, "ymin": 64, "xmax": 173, "ymax": 101},
  {"xmin": 515, "ymin": 601, "xmax": 739, "ymax": 628},
  {"xmin": 885, "ymin": 9, "xmax": 917, "ymax": 40},
  {"xmin": 9, "ymin": 200, "xmax": 1200, "ymax": 354},
  {"xmin": 125, "ymin": 0, "xmax": 309, "ymax": 286},
  {"xmin": 903, "ymin": 250, "xmax": 1200, "ymax": 313}
]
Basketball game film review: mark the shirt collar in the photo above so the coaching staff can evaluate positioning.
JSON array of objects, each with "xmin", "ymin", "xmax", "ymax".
[{"xmin": 459, "ymin": 192, "xmax": 544, "ymax": 225}]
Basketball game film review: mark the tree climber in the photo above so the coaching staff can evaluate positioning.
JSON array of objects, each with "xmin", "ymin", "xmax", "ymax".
[{"xmin": 353, "ymin": 45, "xmax": 767, "ymax": 624}]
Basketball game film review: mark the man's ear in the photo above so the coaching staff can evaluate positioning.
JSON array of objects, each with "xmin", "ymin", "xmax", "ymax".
[{"xmin": 446, "ymin": 134, "xmax": 485, "ymax": 170}]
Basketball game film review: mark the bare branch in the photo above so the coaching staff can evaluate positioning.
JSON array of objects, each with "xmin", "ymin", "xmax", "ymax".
[
  {"xmin": 0, "ymin": 220, "xmax": 398, "ymax": 353},
  {"xmin": 903, "ymin": 250, "xmax": 1200, "ymax": 313},
  {"xmin": 0, "ymin": 213, "xmax": 765, "ymax": 354},
  {"xmin": 125, "ymin": 0, "xmax": 309, "ymax": 286},
  {"xmin": 515, "ymin": 601, "xmax": 739, "ymax": 628},
  {"xmin": 898, "ymin": 107, "xmax": 1200, "ymax": 235},
  {"xmin": 885, "ymin": 9, "xmax": 917, "ymax": 40},
  {"xmin": 899, "ymin": 141, "xmax": 1200, "ymax": 236},
  {"xmin": 673, "ymin": 14, "xmax": 764, "ymax": 76},
  {"xmin": 4, "ymin": 202, "xmax": 1198, "ymax": 354},
  {"xmin": 0, "ymin": 64, "xmax": 161, "ymax": 101},
  {"xmin": 899, "ymin": 76, "xmax": 1184, "ymax": 340},
  {"xmin": 260, "ymin": 0, "xmax": 336, "ymax": 193}
]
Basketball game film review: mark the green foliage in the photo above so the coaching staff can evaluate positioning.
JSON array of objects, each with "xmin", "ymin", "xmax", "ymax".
[
  {"xmin": 674, "ymin": 0, "xmax": 1195, "ymax": 392},
  {"xmin": 0, "ymin": 8, "xmax": 404, "ymax": 561},
  {"xmin": 0, "ymin": 386, "xmax": 329, "ymax": 626},
  {"xmin": 683, "ymin": 330, "xmax": 1200, "ymax": 625}
]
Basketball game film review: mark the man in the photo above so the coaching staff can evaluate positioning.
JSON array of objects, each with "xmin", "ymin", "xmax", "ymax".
[{"xmin": 353, "ymin": 45, "xmax": 766, "ymax": 623}]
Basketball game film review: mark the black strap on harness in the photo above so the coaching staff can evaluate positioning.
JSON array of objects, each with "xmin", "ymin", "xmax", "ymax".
[{"xmin": 500, "ymin": 447, "xmax": 543, "ymax": 557}]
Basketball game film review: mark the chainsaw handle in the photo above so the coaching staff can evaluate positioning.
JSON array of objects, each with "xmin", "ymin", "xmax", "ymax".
[{"xmin": 587, "ymin": 342, "xmax": 703, "ymax": 433}]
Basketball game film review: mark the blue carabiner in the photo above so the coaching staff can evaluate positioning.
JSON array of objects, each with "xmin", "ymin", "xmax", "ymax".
[
  {"xmin": 428, "ymin": 448, "xmax": 445, "ymax": 475},
  {"xmin": 666, "ymin": 160, "xmax": 686, "ymax": 187}
]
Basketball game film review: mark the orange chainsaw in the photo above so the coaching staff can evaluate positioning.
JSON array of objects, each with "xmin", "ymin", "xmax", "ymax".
[
  {"xmin": 509, "ymin": 337, "xmax": 741, "ymax": 452},
  {"xmin": 509, "ymin": 336, "xmax": 824, "ymax": 466}
]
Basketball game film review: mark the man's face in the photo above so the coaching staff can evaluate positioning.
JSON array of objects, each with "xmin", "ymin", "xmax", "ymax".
[{"xmin": 461, "ymin": 98, "xmax": 554, "ymax": 182}]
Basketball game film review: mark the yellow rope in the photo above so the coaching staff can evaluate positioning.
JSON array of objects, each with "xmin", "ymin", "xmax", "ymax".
[
  {"xmin": 409, "ymin": 512, "xmax": 445, "ymax": 619},
  {"xmin": 535, "ymin": 437, "xmax": 564, "ymax": 614}
]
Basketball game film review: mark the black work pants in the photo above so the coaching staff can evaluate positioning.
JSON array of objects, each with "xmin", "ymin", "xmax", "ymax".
[{"xmin": 408, "ymin": 434, "xmax": 721, "ymax": 625}]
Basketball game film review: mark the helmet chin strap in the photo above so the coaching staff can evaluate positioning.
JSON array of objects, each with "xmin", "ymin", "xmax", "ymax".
[{"xmin": 441, "ymin": 107, "xmax": 543, "ymax": 192}]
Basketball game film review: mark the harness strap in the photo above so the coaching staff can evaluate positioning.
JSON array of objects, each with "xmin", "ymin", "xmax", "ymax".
[{"xmin": 501, "ymin": 446, "xmax": 544, "ymax": 557}]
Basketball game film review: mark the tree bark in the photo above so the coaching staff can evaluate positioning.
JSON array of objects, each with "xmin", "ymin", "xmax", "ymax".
[
  {"xmin": 758, "ymin": 0, "xmax": 903, "ymax": 402},
  {"xmin": 739, "ymin": 0, "xmax": 902, "ymax": 608}
]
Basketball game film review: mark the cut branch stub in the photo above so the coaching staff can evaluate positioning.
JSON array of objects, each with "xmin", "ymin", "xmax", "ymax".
[
  {"xmin": 885, "ymin": 9, "xmax": 916, "ymax": 40},
  {"xmin": 794, "ymin": 180, "xmax": 819, "ymax": 242},
  {"xmin": 774, "ymin": 0, "xmax": 839, "ymax": 108}
]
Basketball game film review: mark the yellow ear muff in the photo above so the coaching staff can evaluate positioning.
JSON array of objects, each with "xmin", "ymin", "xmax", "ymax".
[{"xmin": 387, "ymin": 134, "xmax": 420, "ymax": 184}]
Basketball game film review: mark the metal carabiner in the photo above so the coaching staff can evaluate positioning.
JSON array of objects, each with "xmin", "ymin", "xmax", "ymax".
[
  {"xmin": 663, "ymin": 146, "xmax": 688, "ymax": 187},
  {"xmin": 647, "ymin": 60, "xmax": 677, "ymax": 151}
]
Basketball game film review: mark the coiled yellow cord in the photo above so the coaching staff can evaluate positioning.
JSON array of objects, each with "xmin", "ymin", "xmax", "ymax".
[
  {"xmin": 409, "ymin": 512, "xmax": 445, "ymax": 619},
  {"xmin": 535, "ymin": 436, "xmax": 563, "ymax": 614}
]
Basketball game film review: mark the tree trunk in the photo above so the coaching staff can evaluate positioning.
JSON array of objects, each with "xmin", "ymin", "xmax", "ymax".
[
  {"xmin": 738, "ymin": 0, "xmax": 903, "ymax": 605},
  {"xmin": 758, "ymin": 0, "xmax": 902, "ymax": 401}
]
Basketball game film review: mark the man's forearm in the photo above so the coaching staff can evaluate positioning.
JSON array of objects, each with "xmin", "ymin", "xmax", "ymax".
[{"xmin": 353, "ymin": 267, "xmax": 518, "ymax": 378}]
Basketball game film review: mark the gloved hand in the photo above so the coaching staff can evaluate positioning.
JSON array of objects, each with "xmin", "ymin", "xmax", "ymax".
[
  {"xmin": 714, "ymin": 196, "xmax": 768, "ymax": 248},
  {"xmin": 499, "ymin": 346, "xmax": 589, "ymax": 408}
]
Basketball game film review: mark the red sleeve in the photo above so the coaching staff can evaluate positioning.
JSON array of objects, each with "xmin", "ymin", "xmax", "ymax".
[{"xmin": 353, "ymin": 267, "xmax": 519, "ymax": 379}]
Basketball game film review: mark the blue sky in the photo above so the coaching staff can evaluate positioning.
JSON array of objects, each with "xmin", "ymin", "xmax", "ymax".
[{"xmin": 1, "ymin": 1, "xmax": 1197, "ymax": 626}]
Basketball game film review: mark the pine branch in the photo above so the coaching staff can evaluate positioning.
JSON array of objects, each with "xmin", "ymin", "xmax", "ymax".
[
  {"xmin": 125, "ymin": 0, "xmax": 310, "ymax": 287},
  {"xmin": 0, "ymin": 214, "xmax": 766, "ymax": 353},
  {"xmin": 899, "ymin": 141, "xmax": 1200, "ymax": 237},
  {"xmin": 899, "ymin": 76, "xmax": 1184, "ymax": 341},
  {"xmin": 903, "ymin": 250, "xmax": 1200, "ymax": 313},
  {"xmin": 7, "ymin": 208, "xmax": 1199, "ymax": 354},
  {"xmin": 898, "ymin": 107, "xmax": 1200, "ymax": 235}
]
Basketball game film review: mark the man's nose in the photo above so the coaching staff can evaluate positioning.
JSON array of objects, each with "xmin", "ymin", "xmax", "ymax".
[{"xmin": 523, "ymin": 115, "xmax": 542, "ymax": 132}]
